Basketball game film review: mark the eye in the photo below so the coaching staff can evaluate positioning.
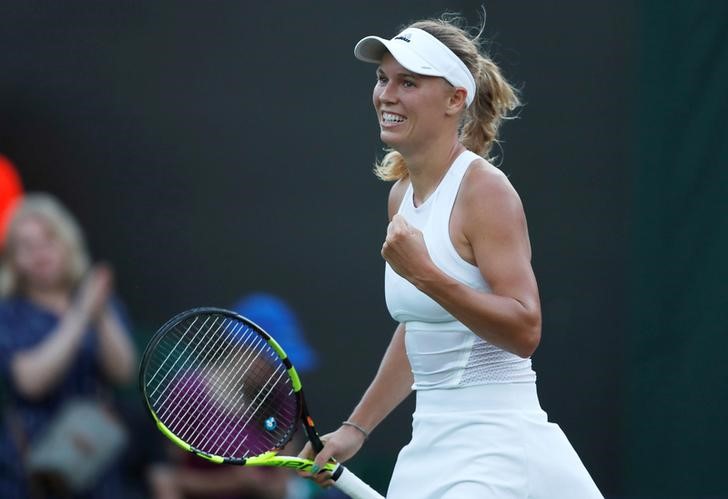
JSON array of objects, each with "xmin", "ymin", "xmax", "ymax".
[
  {"xmin": 402, "ymin": 79, "xmax": 415, "ymax": 88},
  {"xmin": 376, "ymin": 75, "xmax": 388, "ymax": 85}
]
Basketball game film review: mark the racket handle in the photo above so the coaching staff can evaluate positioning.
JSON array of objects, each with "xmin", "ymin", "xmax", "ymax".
[{"xmin": 332, "ymin": 464, "xmax": 385, "ymax": 499}]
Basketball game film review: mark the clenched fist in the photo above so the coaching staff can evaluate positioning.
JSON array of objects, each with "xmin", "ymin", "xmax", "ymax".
[{"xmin": 382, "ymin": 214, "xmax": 434, "ymax": 285}]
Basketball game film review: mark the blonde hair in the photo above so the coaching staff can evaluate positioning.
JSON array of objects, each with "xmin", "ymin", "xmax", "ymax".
[
  {"xmin": 374, "ymin": 14, "xmax": 521, "ymax": 181},
  {"xmin": 0, "ymin": 193, "xmax": 90, "ymax": 297}
]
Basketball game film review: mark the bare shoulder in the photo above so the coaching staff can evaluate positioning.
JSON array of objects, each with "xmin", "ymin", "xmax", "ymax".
[
  {"xmin": 454, "ymin": 159, "xmax": 529, "ymax": 252},
  {"xmin": 460, "ymin": 159, "xmax": 525, "ymax": 223},
  {"xmin": 387, "ymin": 176, "xmax": 411, "ymax": 221}
]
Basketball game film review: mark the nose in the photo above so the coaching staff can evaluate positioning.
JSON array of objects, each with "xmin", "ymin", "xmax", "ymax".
[{"xmin": 376, "ymin": 80, "xmax": 397, "ymax": 106}]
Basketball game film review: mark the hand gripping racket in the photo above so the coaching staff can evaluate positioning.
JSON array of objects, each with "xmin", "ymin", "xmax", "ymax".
[{"xmin": 139, "ymin": 307, "xmax": 383, "ymax": 499}]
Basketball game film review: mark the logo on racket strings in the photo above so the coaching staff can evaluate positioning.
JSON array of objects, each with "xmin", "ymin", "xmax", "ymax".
[{"xmin": 264, "ymin": 417, "xmax": 277, "ymax": 432}]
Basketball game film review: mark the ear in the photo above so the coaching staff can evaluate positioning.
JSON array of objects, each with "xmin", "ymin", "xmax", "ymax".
[{"xmin": 445, "ymin": 87, "xmax": 468, "ymax": 116}]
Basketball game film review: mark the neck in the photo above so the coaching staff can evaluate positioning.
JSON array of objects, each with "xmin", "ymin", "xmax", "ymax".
[
  {"xmin": 400, "ymin": 134, "xmax": 465, "ymax": 206},
  {"xmin": 24, "ymin": 286, "xmax": 71, "ymax": 314}
]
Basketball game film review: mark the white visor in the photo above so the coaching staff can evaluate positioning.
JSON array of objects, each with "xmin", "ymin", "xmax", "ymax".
[{"xmin": 354, "ymin": 27, "xmax": 476, "ymax": 107}]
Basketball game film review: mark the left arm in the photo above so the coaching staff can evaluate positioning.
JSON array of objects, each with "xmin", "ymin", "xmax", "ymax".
[
  {"xmin": 382, "ymin": 165, "xmax": 541, "ymax": 358},
  {"xmin": 96, "ymin": 302, "xmax": 137, "ymax": 384},
  {"xmin": 89, "ymin": 265, "xmax": 137, "ymax": 384}
]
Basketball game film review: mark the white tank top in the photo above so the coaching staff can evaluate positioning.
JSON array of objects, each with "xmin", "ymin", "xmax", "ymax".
[{"xmin": 384, "ymin": 150, "xmax": 536, "ymax": 390}]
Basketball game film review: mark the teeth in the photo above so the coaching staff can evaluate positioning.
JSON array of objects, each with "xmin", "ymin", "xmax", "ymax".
[{"xmin": 382, "ymin": 112, "xmax": 406, "ymax": 123}]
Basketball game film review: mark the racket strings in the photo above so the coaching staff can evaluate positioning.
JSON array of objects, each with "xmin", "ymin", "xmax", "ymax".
[
  {"xmin": 146, "ymin": 315, "xmax": 208, "ymax": 399},
  {"xmin": 152, "ymin": 317, "xmax": 231, "ymax": 424},
  {"xmin": 186, "ymin": 331, "xmax": 280, "ymax": 453},
  {"xmin": 144, "ymin": 313, "xmax": 299, "ymax": 458},
  {"xmin": 158, "ymin": 319, "xmax": 251, "ymax": 440},
  {"xmin": 151, "ymin": 317, "xmax": 265, "ymax": 442},
  {"xmin": 212, "ymin": 360, "xmax": 289, "ymax": 457},
  {"xmin": 223, "ymin": 358, "xmax": 290, "ymax": 457},
  {"xmin": 153, "ymin": 321, "xmax": 293, "ymax": 456},
  {"xmin": 155, "ymin": 318, "xmax": 247, "ymax": 428}
]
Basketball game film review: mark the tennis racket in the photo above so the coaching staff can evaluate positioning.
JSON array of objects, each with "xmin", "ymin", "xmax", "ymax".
[{"xmin": 139, "ymin": 307, "xmax": 383, "ymax": 499}]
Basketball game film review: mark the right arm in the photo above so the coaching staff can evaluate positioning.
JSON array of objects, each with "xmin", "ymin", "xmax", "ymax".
[
  {"xmin": 300, "ymin": 178, "xmax": 413, "ymax": 483},
  {"xmin": 10, "ymin": 268, "xmax": 111, "ymax": 400},
  {"xmin": 300, "ymin": 324, "xmax": 412, "ymax": 485},
  {"xmin": 343, "ymin": 323, "xmax": 412, "ymax": 436}
]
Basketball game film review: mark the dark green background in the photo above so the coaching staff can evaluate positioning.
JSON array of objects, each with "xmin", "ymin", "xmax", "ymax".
[
  {"xmin": 627, "ymin": 2, "xmax": 728, "ymax": 497},
  {"xmin": 1, "ymin": 1, "xmax": 725, "ymax": 497}
]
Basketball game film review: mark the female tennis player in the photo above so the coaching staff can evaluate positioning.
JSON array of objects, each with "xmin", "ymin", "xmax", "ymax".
[{"xmin": 300, "ymin": 15, "xmax": 603, "ymax": 498}]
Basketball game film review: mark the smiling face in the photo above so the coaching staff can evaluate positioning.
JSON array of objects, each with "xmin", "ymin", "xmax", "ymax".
[{"xmin": 373, "ymin": 53, "xmax": 462, "ymax": 153}]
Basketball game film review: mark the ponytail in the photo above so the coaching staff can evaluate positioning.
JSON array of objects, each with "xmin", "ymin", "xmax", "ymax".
[
  {"xmin": 462, "ymin": 55, "xmax": 520, "ymax": 159},
  {"xmin": 374, "ymin": 149, "xmax": 408, "ymax": 181}
]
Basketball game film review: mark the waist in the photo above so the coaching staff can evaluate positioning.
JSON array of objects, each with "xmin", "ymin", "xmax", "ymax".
[
  {"xmin": 403, "ymin": 321, "xmax": 536, "ymax": 389},
  {"xmin": 415, "ymin": 382, "xmax": 541, "ymax": 414}
]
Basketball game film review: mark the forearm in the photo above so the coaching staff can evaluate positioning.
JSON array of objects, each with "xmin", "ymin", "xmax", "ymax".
[
  {"xmin": 11, "ymin": 305, "xmax": 92, "ymax": 399},
  {"xmin": 96, "ymin": 305, "xmax": 137, "ymax": 384},
  {"xmin": 347, "ymin": 324, "xmax": 413, "ymax": 432},
  {"xmin": 299, "ymin": 326, "xmax": 412, "ymax": 475},
  {"xmin": 415, "ymin": 266, "xmax": 541, "ymax": 358}
]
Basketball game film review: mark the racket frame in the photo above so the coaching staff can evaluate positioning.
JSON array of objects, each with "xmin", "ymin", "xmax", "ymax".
[{"xmin": 139, "ymin": 307, "xmax": 335, "ymax": 473}]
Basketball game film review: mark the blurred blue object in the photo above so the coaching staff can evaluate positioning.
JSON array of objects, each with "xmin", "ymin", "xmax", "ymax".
[{"xmin": 232, "ymin": 293, "xmax": 319, "ymax": 374}]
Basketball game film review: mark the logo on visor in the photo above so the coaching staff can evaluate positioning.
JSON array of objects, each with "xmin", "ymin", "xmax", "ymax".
[{"xmin": 394, "ymin": 33, "xmax": 412, "ymax": 43}]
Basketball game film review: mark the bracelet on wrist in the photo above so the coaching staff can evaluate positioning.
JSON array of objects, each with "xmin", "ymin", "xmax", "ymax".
[{"xmin": 341, "ymin": 420, "xmax": 370, "ymax": 440}]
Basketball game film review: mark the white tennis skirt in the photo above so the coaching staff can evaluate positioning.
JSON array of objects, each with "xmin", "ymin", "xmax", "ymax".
[{"xmin": 386, "ymin": 383, "xmax": 603, "ymax": 499}]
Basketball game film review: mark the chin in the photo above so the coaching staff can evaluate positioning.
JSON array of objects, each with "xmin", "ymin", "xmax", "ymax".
[
  {"xmin": 380, "ymin": 130, "xmax": 405, "ymax": 149},
  {"xmin": 25, "ymin": 272, "xmax": 68, "ymax": 291}
]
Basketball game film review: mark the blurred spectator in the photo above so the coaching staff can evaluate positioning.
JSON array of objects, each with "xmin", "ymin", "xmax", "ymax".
[
  {"xmin": 0, "ymin": 193, "xmax": 137, "ymax": 498},
  {"xmin": 232, "ymin": 293, "xmax": 318, "ymax": 374},
  {"xmin": 147, "ymin": 293, "xmax": 324, "ymax": 499}
]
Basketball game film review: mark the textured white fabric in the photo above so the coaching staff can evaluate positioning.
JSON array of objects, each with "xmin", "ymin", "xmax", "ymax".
[
  {"xmin": 386, "ymin": 384, "xmax": 603, "ymax": 499},
  {"xmin": 384, "ymin": 149, "xmax": 536, "ymax": 389}
]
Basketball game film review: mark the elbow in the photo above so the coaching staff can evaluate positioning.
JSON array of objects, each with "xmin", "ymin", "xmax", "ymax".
[
  {"xmin": 101, "ymin": 338, "xmax": 138, "ymax": 386},
  {"xmin": 15, "ymin": 382, "xmax": 45, "ymax": 401},
  {"xmin": 121, "ymin": 352, "xmax": 138, "ymax": 383},
  {"xmin": 109, "ymin": 368, "xmax": 133, "ymax": 386},
  {"xmin": 107, "ymin": 354, "xmax": 137, "ymax": 385},
  {"xmin": 118, "ymin": 349, "xmax": 138, "ymax": 384},
  {"xmin": 11, "ymin": 366, "xmax": 50, "ymax": 401},
  {"xmin": 515, "ymin": 315, "xmax": 541, "ymax": 359},
  {"xmin": 516, "ymin": 328, "xmax": 541, "ymax": 358}
]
